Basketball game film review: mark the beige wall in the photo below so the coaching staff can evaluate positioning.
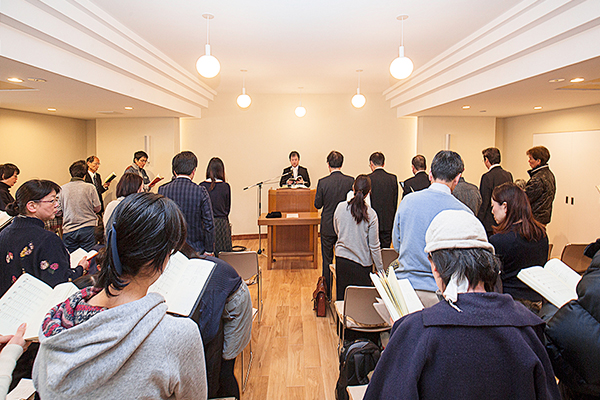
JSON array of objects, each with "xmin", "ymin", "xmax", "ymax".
[
  {"xmin": 0, "ymin": 108, "xmax": 87, "ymax": 186},
  {"xmin": 181, "ymin": 92, "xmax": 417, "ymax": 235},
  {"xmin": 95, "ymin": 118, "xmax": 180, "ymax": 203},
  {"xmin": 501, "ymin": 104, "xmax": 600, "ymax": 181},
  {"xmin": 417, "ymin": 116, "xmax": 497, "ymax": 184}
]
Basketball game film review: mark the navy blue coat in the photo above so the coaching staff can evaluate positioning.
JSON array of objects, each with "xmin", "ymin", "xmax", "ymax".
[
  {"xmin": 159, "ymin": 177, "xmax": 215, "ymax": 254},
  {"xmin": 364, "ymin": 292, "xmax": 560, "ymax": 400}
]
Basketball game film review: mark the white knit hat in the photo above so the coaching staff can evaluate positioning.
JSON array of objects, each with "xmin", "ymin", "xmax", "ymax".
[{"xmin": 424, "ymin": 209, "xmax": 494, "ymax": 254}]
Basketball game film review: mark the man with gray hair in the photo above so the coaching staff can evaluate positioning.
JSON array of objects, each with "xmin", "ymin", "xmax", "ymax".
[{"xmin": 392, "ymin": 150, "xmax": 472, "ymax": 307}]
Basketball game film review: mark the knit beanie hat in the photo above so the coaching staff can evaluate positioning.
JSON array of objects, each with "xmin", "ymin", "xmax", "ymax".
[{"xmin": 424, "ymin": 210, "xmax": 494, "ymax": 254}]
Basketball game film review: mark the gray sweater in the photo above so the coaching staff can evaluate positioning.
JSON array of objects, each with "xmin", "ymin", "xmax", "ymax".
[
  {"xmin": 33, "ymin": 292, "xmax": 207, "ymax": 399},
  {"xmin": 334, "ymin": 201, "xmax": 383, "ymax": 271}
]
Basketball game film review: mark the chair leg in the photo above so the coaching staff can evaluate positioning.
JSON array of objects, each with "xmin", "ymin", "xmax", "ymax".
[
  {"xmin": 242, "ymin": 341, "xmax": 253, "ymax": 393},
  {"xmin": 258, "ymin": 269, "xmax": 263, "ymax": 323}
]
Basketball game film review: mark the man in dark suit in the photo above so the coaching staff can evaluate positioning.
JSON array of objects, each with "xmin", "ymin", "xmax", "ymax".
[
  {"xmin": 158, "ymin": 151, "xmax": 215, "ymax": 254},
  {"xmin": 315, "ymin": 151, "xmax": 353, "ymax": 295},
  {"xmin": 477, "ymin": 147, "xmax": 513, "ymax": 236},
  {"xmin": 280, "ymin": 150, "xmax": 310, "ymax": 187},
  {"xmin": 84, "ymin": 155, "xmax": 111, "ymax": 214},
  {"xmin": 402, "ymin": 155, "xmax": 430, "ymax": 198},
  {"xmin": 367, "ymin": 152, "xmax": 398, "ymax": 249}
]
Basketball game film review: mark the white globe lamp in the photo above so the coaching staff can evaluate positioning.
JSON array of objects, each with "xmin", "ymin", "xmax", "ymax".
[{"xmin": 295, "ymin": 106, "xmax": 306, "ymax": 117}]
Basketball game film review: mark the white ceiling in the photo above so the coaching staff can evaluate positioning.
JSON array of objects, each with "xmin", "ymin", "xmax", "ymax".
[{"xmin": 1, "ymin": 0, "xmax": 599, "ymax": 119}]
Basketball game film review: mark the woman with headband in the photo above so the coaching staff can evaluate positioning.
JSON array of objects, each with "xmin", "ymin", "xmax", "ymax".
[
  {"xmin": 33, "ymin": 193, "xmax": 207, "ymax": 399},
  {"xmin": 364, "ymin": 210, "xmax": 560, "ymax": 400}
]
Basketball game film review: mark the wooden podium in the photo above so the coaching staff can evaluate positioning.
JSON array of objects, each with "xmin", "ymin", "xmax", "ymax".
[{"xmin": 260, "ymin": 188, "xmax": 319, "ymax": 269}]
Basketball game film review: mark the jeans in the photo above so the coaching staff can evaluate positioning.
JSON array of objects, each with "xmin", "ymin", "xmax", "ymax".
[{"xmin": 63, "ymin": 225, "xmax": 96, "ymax": 253}]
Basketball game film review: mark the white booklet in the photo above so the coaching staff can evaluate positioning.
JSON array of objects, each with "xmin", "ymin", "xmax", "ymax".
[
  {"xmin": 69, "ymin": 248, "xmax": 98, "ymax": 269},
  {"xmin": 0, "ymin": 274, "xmax": 79, "ymax": 340},
  {"xmin": 148, "ymin": 251, "xmax": 215, "ymax": 317},
  {"xmin": 0, "ymin": 211, "xmax": 13, "ymax": 229},
  {"xmin": 517, "ymin": 258, "xmax": 582, "ymax": 308},
  {"xmin": 370, "ymin": 265, "xmax": 423, "ymax": 323}
]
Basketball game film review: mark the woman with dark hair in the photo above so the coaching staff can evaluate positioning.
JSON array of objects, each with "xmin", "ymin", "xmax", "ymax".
[
  {"xmin": 489, "ymin": 182, "xmax": 548, "ymax": 311},
  {"xmin": 0, "ymin": 180, "xmax": 88, "ymax": 297},
  {"xmin": 333, "ymin": 174, "xmax": 382, "ymax": 301},
  {"xmin": 103, "ymin": 172, "xmax": 143, "ymax": 233},
  {"xmin": 200, "ymin": 157, "xmax": 232, "ymax": 255},
  {"xmin": 0, "ymin": 163, "xmax": 20, "ymax": 211},
  {"xmin": 33, "ymin": 193, "xmax": 207, "ymax": 399},
  {"xmin": 124, "ymin": 150, "xmax": 151, "ymax": 191},
  {"xmin": 364, "ymin": 210, "xmax": 560, "ymax": 400}
]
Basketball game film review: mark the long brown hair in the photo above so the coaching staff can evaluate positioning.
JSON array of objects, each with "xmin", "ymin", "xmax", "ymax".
[
  {"xmin": 348, "ymin": 175, "xmax": 370, "ymax": 224},
  {"xmin": 205, "ymin": 157, "xmax": 226, "ymax": 191},
  {"xmin": 492, "ymin": 182, "xmax": 546, "ymax": 241}
]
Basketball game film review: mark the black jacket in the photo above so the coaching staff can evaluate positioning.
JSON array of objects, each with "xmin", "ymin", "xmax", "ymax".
[
  {"xmin": 84, "ymin": 172, "xmax": 108, "ymax": 213},
  {"xmin": 368, "ymin": 168, "xmax": 398, "ymax": 234},
  {"xmin": 0, "ymin": 182, "xmax": 14, "ymax": 211},
  {"xmin": 280, "ymin": 166, "xmax": 310, "ymax": 187},
  {"xmin": 477, "ymin": 165, "xmax": 513, "ymax": 235},
  {"xmin": 314, "ymin": 171, "xmax": 353, "ymax": 237},
  {"xmin": 401, "ymin": 170, "xmax": 430, "ymax": 198},
  {"xmin": 545, "ymin": 245, "xmax": 600, "ymax": 397},
  {"xmin": 525, "ymin": 165, "xmax": 556, "ymax": 225}
]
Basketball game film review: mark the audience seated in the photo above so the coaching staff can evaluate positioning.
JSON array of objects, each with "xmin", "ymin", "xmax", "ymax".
[
  {"xmin": 33, "ymin": 193, "xmax": 207, "ymax": 399},
  {"xmin": 489, "ymin": 182, "xmax": 548, "ymax": 312},
  {"xmin": 333, "ymin": 174, "xmax": 383, "ymax": 301},
  {"xmin": 545, "ymin": 239, "xmax": 600, "ymax": 400},
  {"xmin": 364, "ymin": 210, "xmax": 560, "ymax": 400}
]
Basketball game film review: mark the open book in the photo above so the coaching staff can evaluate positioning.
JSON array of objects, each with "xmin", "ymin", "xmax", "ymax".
[
  {"xmin": 0, "ymin": 274, "xmax": 80, "ymax": 340},
  {"xmin": 148, "ymin": 175, "xmax": 164, "ymax": 188},
  {"xmin": 0, "ymin": 210, "xmax": 13, "ymax": 230},
  {"xmin": 104, "ymin": 172, "xmax": 117, "ymax": 185},
  {"xmin": 517, "ymin": 258, "xmax": 582, "ymax": 308},
  {"xmin": 370, "ymin": 265, "xmax": 423, "ymax": 323},
  {"xmin": 69, "ymin": 248, "xmax": 98, "ymax": 269},
  {"xmin": 148, "ymin": 251, "xmax": 215, "ymax": 317}
]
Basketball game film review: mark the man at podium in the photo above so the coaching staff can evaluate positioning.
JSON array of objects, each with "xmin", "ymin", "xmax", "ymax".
[{"xmin": 280, "ymin": 151, "xmax": 310, "ymax": 187}]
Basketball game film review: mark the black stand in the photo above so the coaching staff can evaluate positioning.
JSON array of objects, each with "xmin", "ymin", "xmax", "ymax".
[{"xmin": 244, "ymin": 175, "xmax": 280, "ymax": 255}]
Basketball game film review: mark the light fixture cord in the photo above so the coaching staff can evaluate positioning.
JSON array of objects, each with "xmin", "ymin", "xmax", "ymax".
[
  {"xmin": 242, "ymin": 71, "xmax": 246, "ymax": 90},
  {"xmin": 357, "ymin": 71, "xmax": 361, "ymax": 90},
  {"xmin": 206, "ymin": 16, "xmax": 210, "ymax": 45},
  {"xmin": 401, "ymin": 17, "xmax": 404, "ymax": 46}
]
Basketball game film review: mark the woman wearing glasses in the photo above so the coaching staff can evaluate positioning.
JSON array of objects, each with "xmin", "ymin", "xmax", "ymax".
[{"xmin": 0, "ymin": 180, "xmax": 89, "ymax": 298}]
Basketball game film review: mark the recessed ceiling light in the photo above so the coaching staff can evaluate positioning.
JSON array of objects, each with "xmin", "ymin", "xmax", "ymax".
[
  {"xmin": 570, "ymin": 77, "xmax": 584, "ymax": 83},
  {"xmin": 28, "ymin": 78, "xmax": 46, "ymax": 82},
  {"xmin": 47, "ymin": 108, "xmax": 57, "ymax": 112},
  {"xmin": 462, "ymin": 105, "xmax": 471, "ymax": 109},
  {"xmin": 548, "ymin": 78, "xmax": 565, "ymax": 83},
  {"xmin": 7, "ymin": 77, "xmax": 23, "ymax": 83},
  {"xmin": 533, "ymin": 106, "xmax": 542, "ymax": 110},
  {"xmin": 479, "ymin": 110, "xmax": 487, "ymax": 113},
  {"xmin": 124, "ymin": 106, "xmax": 134, "ymax": 110}
]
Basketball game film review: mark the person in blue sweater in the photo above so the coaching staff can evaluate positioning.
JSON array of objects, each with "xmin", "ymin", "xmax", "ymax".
[{"xmin": 392, "ymin": 150, "xmax": 471, "ymax": 307}]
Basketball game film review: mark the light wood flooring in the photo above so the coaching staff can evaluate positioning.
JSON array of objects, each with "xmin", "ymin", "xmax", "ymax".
[{"xmin": 232, "ymin": 238, "xmax": 340, "ymax": 400}]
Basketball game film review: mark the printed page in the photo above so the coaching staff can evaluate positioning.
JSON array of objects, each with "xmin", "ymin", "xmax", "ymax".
[
  {"xmin": 69, "ymin": 249, "xmax": 98, "ymax": 269},
  {"xmin": 370, "ymin": 272, "xmax": 401, "ymax": 322},
  {"xmin": 7, "ymin": 378, "xmax": 35, "ymax": 400},
  {"xmin": 397, "ymin": 279, "xmax": 424, "ymax": 314},
  {"xmin": 149, "ymin": 252, "xmax": 215, "ymax": 316},
  {"xmin": 386, "ymin": 266, "xmax": 410, "ymax": 316},
  {"xmin": 0, "ymin": 211, "xmax": 12, "ymax": 228},
  {"xmin": 545, "ymin": 259, "xmax": 582, "ymax": 292},
  {"xmin": 0, "ymin": 274, "xmax": 53, "ymax": 339},
  {"xmin": 517, "ymin": 266, "xmax": 577, "ymax": 308}
]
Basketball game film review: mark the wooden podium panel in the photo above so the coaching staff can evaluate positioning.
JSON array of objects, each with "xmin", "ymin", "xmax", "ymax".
[{"xmin": 265, "ymin": 188, "xmax": 318, "ymax": 268}]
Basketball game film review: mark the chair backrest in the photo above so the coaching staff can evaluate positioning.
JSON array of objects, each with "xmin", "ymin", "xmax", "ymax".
[
  {"xmin": 343, "ymin": 286, "xmax": 387, "ymax": 326},
  {"xmin": 560, "ymin": 244, "xmax": 590, "ymax": 274},
  {"xmin": 381, "ymin": 248, "xmax": 399, "ymax": 270},
  {"xmin": 218, "ymin": 251, "xmax": 259, "ymax": 281}
]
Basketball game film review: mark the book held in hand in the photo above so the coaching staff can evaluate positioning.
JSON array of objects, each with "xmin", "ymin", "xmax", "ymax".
[
  {"xmin": 517, "ymin": 258, "xmax": 582, "ymax": 308},
  {"xmin": 104, "ymin": 172, "xmax": 117, "ymax": 185},
  {"xmin": 370, "ymin": 265, "xmax": 423, "ymax": 323},
  {"xmin": 69, "ymin": 248, "xmax": 98, "ymax": 269},
  {"xmin": 149, "ymin": 175, "xmax": 164, "ymax": 188}
]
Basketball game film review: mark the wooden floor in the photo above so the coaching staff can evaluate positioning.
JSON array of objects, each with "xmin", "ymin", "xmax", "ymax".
[{"xmin": 233, "ymin": 238, "xmax": 340, "ymax": 400}]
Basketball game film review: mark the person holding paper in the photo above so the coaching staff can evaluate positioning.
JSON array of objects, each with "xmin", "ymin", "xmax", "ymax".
[
  {"xmin": 84, "ymin": 155, "xmax": 111, "ymax": 215},
  {"xmin": 124, "ymin": 150, "xmax": 151, "ymax": 191},
  {"xmin": 364, "ymin": 209, "xmax": 560, "ymax": 400},
  {"xmin": 489, "ymin": 182, "xmax": 548, "ymax": 312},
  {"xmin": 33, "ymin": 193, "xmax": 207, "ymax": 399},
  {"xmin": 0, "ymin": 323, "xmax": 28, "ymax": 399},
  {"xmin": 334, "ymin": 175, "xmax": 383, "ymax": 301},
  {"xmin": 279, "ymin": 151, "xmax": 310, "ymax": 187}
]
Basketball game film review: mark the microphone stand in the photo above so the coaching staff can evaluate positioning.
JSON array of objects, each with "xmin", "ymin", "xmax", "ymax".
[{"xmin": 244, "ymin": 175, "xmax": 281, "ymax": 256}]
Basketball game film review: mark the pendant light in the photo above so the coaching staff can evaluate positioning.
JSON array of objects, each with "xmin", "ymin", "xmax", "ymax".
[
  {"xmin": 196, "ymin": 13, "xmax": 220, "ymax": 78},
  {"xmin": 236, "ymin": 70, "xmax": 252, "ymax": 108},
  {"xmin": 351, "ymin": 70, "xmax": 366, "ymax": 108},
  {"xmin": 389, "ymin": 15, "xmax": 414, "ymax": 80},
  {"xmin": 295, "ymin": 87, "xmax": 306, "ymax": 117}
]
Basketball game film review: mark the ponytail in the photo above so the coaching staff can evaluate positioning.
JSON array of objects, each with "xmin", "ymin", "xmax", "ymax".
[{"xmin": 349, "ymin": 175, "xmax": 371, "ymax": 224}]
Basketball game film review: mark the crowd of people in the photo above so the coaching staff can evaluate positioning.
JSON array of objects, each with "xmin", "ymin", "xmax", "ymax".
[{"xmin": 0, "ymin": 143, "xmax": 596, "ymax": 399}]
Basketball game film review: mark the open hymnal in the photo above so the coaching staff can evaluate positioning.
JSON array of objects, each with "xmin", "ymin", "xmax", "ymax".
[
  {"xmin": 148, "ymin": 175, "xmax": 164, "ymax": 188},
  {"xmin": 104, "ymin": 172, "xmax": 117, "ymax": 185},
  {"xmin": 517, "ymin": 258, "xmax": 582, "ymax": 308},
  {"xmin": 69, "ymin": 248, "xmax": 98, "ymax": 269},
  {"xmin": 148, "ymin": 251, "xmax": 215, "ymax": 317},
  {"xmin": 370, "ymin": 265, "xmax": 423, "ymax": 323},
  {"xmin": 0, "ymin": 274, "xmax": 80, "ymax": 340},
  {"xmin": 0, "ymin": 211, "xmax": 13, "ymax": 230}
]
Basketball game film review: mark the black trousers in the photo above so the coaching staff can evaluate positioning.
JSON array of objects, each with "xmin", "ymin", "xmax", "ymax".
[
  {"xmin": 335, "ymin": 256, "xmax": 372, "ymax": 301},
  {"xmin": 379, "ymin": 229, "xmax": 392, "ymax": 249},
  {"xmin": 321, "ymin": 234, "xmax": 337, "ymax": 297}
]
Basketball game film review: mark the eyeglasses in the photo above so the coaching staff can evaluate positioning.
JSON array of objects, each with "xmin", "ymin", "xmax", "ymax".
[{"xmin": 35, "ymin": 198, "xmax": 59, "ymax": 205}]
